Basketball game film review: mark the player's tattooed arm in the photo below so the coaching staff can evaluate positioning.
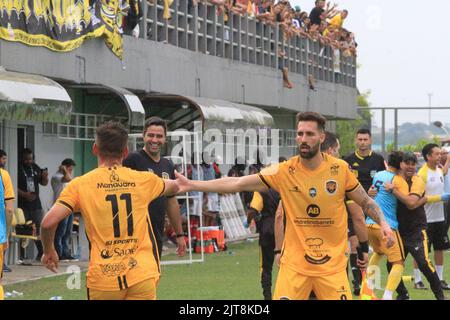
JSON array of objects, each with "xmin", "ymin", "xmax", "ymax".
[
  {"xmin": 347, "ymin": 185, "xmax": 387, "ymax": 225},
  {"xmin": 347, "ymin": 185, "xmax": 394, "ymax": 246}
]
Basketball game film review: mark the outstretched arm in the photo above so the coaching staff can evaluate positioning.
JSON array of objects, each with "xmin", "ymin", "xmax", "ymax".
[{"xmin": 175, "ymin": 171, "xmax": 269, "ymax": 194}]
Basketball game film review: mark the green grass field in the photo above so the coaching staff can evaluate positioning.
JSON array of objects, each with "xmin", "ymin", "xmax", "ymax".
[{"xmin": 4, "ymin": 241, "xmax": 450, "ymax": 300}]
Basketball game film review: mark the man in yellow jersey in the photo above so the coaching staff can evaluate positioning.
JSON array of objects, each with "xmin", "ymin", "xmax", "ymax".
[
  {"xmin": 0, "ymin": 165, "xmax": 15, "ymax": 300},
  {"xmin": 175, "ymin": 112, "xmax": 394, "ymax": 300},
  {"xmin": 41, "ymin": 122, "xmax": 180, "ymax": 300}
]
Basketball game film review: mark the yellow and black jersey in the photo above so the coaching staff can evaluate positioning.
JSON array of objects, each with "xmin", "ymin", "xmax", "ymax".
[
  {"xmin": 250, "ymin": 190, "xmax": 280, "ymax": 219},
  {"xmin": 56, "ymin": 166, "xmax": 165, "ymax": 291},
  {"xmin": 258, "ymin": 154, "xmax": 360, "ymax": 276},
  {"xmin": 397, "ymin": 175, "xmax": 427, "ymax": 238}
]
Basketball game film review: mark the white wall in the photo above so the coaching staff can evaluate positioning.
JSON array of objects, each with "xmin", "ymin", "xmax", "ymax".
[{"xmin": 34, "ymin": 131, "xmax": 74, "ymax": 212}]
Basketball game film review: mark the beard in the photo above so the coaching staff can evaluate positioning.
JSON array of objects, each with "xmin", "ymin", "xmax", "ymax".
[{"xmin": 298, "ymin": 141, "xmax": 320, "ymax": 159}]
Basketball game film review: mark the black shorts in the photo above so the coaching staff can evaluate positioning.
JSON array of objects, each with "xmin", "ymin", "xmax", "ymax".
[
  {"xmin": 426, "ymin": 221, "xmax": 450, "ymax": 251},
  {"xmin": 347, "ymin": 216, "xmax": 356, "ymax": 238}
]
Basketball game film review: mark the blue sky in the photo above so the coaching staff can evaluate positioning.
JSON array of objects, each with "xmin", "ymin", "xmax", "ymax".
[{"xmin": 290, "ymin": 0, "xmax": 450, "ymax": 128}]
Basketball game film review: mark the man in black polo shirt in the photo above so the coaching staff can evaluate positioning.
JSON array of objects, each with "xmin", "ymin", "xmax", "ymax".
[
  {"xmin": 387, "ymin": 152, "xmax": 446, "ymax": 300},
  {"xmin": 123, "ymin": 117, "xmax": 186, "ymax": 259},
  {"xmin": 343, "ymin": 128, "xmax": 386, "ymax": 295},
  {"xmin": 17, "ymin": 148, "xmax": 49, "ymax": 262}
]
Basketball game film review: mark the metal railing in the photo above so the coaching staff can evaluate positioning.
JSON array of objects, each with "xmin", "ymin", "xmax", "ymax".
[{"xmin": 140, "ymin": 0, "xmax": 356, "ymax": 87}]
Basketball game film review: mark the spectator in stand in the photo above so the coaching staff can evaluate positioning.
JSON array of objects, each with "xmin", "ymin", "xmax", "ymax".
[
  {"xmin": 309, "ymin": 0, "xmax": 326, "ymax": 27},
  {"xmin": 325, "ymin": 9, "xmax": 348, "ymax": 34},
  {"xmin": 51, "ymin": 158, "xmax": 77, "ymax": 261}
]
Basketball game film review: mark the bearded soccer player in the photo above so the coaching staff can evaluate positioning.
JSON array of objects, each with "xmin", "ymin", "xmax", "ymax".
[
  {"xmin": 175, "ymin": 112, "xmax": 394, "ymax": 300},
  {"xmin": 41, "ymin": 122, "xmax": 180, "ymax": 300}
]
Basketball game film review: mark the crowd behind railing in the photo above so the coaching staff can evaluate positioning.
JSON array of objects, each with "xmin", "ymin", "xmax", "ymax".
[{"xmin": 123, "ymin": 0, "xmax": 356, "ymax": 89}]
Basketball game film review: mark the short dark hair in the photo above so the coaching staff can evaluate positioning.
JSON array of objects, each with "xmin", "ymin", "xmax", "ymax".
[
  {"xmin": 356, "ymin": 128, "xmax": 371, "ymax": 137},
  {"xmin": 422, "ymin": 143, "xmax": 439, "ymax": 162},
  {"xmin": 61, "ymin": 158, "xmax": 76, "ymax": 167},
  {"xmin": 388, "ymin": 151, "xmax": 403, "ymax": 170},
  {"xmin": 96, "ymin": 121, "xmax": 129, "ymax": 159},
  {"xmin": 0, "ymin": 149, "xmax": 6, "ymax": 157},
  {"xmin": 321, "ymin": 131, "xmax": 338, "ymax": 152},
  {"xmin": 402, "ymin": 152, "xmax": 417, "ymax": 164},
  {"xmin": 296, "ymin": 112, "xmax": 326, "ymax": 131},
  {"xmin": 144, "ymin": 116, "xmax": 167, "ymax": 136}
]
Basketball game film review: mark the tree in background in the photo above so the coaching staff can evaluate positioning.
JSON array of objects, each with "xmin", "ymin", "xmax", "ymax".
[{"xmin": 336, "ymin": 91, "xmax": 372, "ymax": 157}]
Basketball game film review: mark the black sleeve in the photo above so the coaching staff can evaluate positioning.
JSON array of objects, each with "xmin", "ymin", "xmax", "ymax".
[
  {"xmin": 122, "ymin": 153, "xmax": 136, "ymax": 169},
  {"xmin": 168, "ymin": 159, "xmax": 176, "ymax": 180},
  {"xmin": 167, "ymin": 159, "xmax": 176, "ymax": 199},
  {"xmin": 379, "ymin": 156, "xmax": 386, "ymax": 171}
]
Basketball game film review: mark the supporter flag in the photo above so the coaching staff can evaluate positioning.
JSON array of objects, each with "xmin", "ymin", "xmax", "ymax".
[{"xmin": 0, "ymin": 0, "xmax": 135, "ymax": 59}]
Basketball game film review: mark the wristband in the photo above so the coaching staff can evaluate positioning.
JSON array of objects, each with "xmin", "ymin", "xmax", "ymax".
[
  {"xmin": 274, "ymin": 249, "xmax": 282, "ymax": 254},
  {"xmin": 427, "ymin": 195, "xmax": 441, "ymax": 203},
  {"xmin": 176, "ymin": 234, "xmax": 185, "ymax": 238},
  {"xmin": 358, "ymin": 241, "xmax": 369, "ymax": 254}
]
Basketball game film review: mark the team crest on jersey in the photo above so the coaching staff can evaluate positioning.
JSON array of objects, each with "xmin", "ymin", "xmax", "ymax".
[
  {"xmin": 288, "ymin": 166, "xmax": 296, "ymax": 175},
  {"xmin": 325, "ymin": 180, "xmax": 337, "ymax": 195},
  {"xmin": 162, "ymin": 172, "xmax": 170, "ymax": 180},
  {"xmin": 309, "ymin": 188, "xmax": 317, "ymax": 198},
  {"xmin": 110, "ymin": 170, "xmax": 120, "ymax": 183},
  {"xmin": 330, "ymin": 164, "xmax": 339, "ymax": 176}
]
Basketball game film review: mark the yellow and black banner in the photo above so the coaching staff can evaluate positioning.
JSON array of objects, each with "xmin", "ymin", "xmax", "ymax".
[{"xmin": 0, "ymin": 0, "xmax": 134, "ymax": 59}]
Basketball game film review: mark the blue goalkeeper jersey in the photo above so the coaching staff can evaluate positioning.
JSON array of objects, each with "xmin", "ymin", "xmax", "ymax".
[{"xmin": 366, "ymin": 170, "xmax": 399, "ymax": 230}]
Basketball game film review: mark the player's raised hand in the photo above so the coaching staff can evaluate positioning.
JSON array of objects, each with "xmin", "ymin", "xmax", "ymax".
[{"xmin": 41, "ymin": 250, "xmax": 59, "ymax": 273}]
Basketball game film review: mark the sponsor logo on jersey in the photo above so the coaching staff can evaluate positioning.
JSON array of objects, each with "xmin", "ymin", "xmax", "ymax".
[
  {"xmin": 97, "ymin": 182, "xmax": 136, "ymax": 189},
  {"xmin": 325, "ymin": 180, "xmax": 337, "ymax": 195},
  {"xmin": 99, "ymin": 263, "xmax": 127, "ymax": 277},
  {"xmin": 128, "ymin": 257, "xmax": 138, "ymax": 269},
  {"xmin": 110, "ymin": 170, "xmax": 120, "ymax": 183},
  {"xmin": 309, "ymin": 188, "xmax": 317, "ymax": 198},
  {"xmin": 289, "ymin": 186, "xmax": 301, "ymax": 193},
  {"xmin": 306, "ymin": 204, "xmax": 320, "ymax": 217},
  {"xmin": 331, "ymin": 164, "xmax": 340, "ymax": 176},
  {"xmin": 101, "ymin": 247, "xmax": 137, "ymax": 260},
  {"xmin": 162, "ymin": 172, "xmax": 170, "ymax": 180},
  {"xmin": 304, "ymin": 254, "xmax": 332, "ymax": 265}
]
